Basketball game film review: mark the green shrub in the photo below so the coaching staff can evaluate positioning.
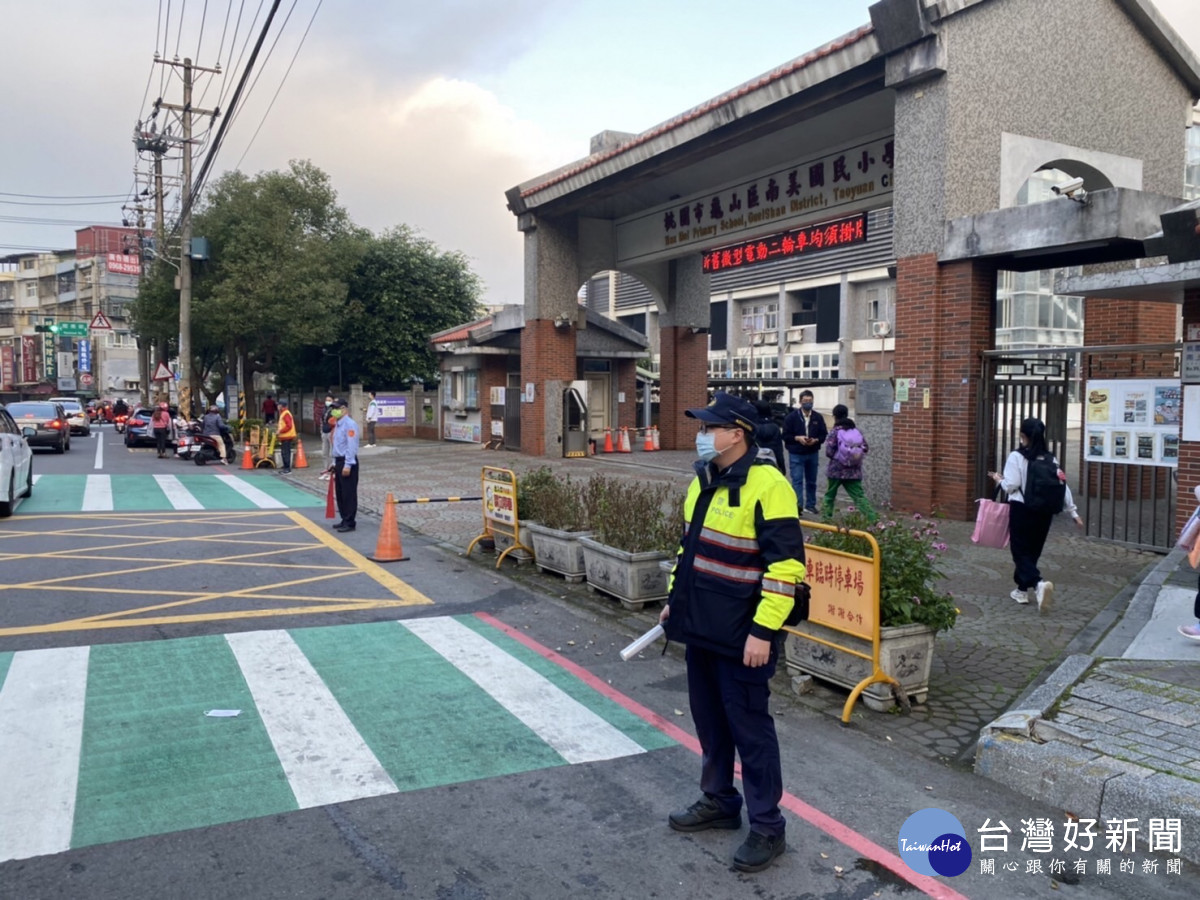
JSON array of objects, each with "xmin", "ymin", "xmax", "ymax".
[
  {"xmin": 584, "ymin": 474, "xmax": 684, "ymax": 555},
  {"xmin": 806, "ymin": 509, "xmax": 959, "ymax": 633}
]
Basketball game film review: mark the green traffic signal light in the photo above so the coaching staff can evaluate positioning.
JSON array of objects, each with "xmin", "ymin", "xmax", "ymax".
[{"xmin": 49, "ymin": 323, "xmax": 59, "ymax": 334}]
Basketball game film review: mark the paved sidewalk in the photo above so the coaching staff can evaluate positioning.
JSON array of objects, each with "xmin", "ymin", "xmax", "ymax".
[{"xmin": 282, "ymin": 436, "xmax": 1200, "ymax": 860}]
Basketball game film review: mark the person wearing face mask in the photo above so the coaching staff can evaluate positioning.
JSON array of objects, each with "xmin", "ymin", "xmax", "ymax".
[
  {"xmin": 781, "ymin": 390, "xmax": 827, "ymax": 515},
  {"xmin": 327, "ymin": 400, "xmax": 360, "ymax": 532},
  {"xmin": 658, "ymin": 392, "xmax": 805, "ymax": 874},
  {"xmin": 989, "ymin": 417, "xmax": 1083, "ymax": 611}
]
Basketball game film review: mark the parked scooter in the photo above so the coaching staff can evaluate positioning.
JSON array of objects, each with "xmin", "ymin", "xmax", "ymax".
[{"xmin": 176, "ymin": 423, "xmax": 234, "ymax": 465}]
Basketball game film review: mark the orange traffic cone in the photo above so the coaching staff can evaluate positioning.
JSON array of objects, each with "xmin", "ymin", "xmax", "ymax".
[
  {"xmin": 603, "ymin": 428, "xmax": 614, "ymax": 453},
  {"xmin": 642, "ymin": 427, "xmax": 654, "ymax": 452},
  {"xmin": 325, "ymin": 473, "xmax": 336, "ymax": 519},
  {"xmin": 618, "ymin": 427, "xmax": 632, "ymax": 453},
  {"xmin": 240, "ymin": 443, "xmax": 254, "ymax": 469},
  {"xmin": 293, "ymin": 439, "xmax": 308, "ymax": 469},
  {"xmin": 369, "ymin": 492, "xmax": 408, "ymax": 562}
]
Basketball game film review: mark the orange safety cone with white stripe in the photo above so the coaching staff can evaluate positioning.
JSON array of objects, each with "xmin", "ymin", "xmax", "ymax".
[
  {"xmin": 618, "ymin": 426, "xmax": 632, "ymax": 453},
  {"xmin": 240, "ymin": 443, "xmax": 254, "ymax": 469},
  {"xmin": 369, "ymin": 492, "xmax": 408, "ymax": 562},
  {"xmin": 293, "ymin": 439, "xmax": 308, "ymax": 469},
  {"xmin": 603, "ymin": 428, "xmax": 614, "ymax": 453},
  {"xmin": 642, "ymin": 427, "xmax": 654, "ymax": 451}
]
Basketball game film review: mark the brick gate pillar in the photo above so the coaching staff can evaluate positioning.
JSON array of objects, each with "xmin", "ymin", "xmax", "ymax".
[
  {"xmin": 658, "ymin": 327, "xmax": 709, "ymax": 449},
  {"xmin": 518, "ymin": 214, "xmax": 580, "ymax": 457},
  {"xmin": 892, "ymin": 253, "xmax": 997, "ymax": 520},
  {"xmin": 1178, "ymin": 288, "xmax": 1200, "ymax": 535}
]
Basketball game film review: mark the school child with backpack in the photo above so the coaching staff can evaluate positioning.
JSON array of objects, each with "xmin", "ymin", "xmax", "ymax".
[
  {"xmin": 989, "ymin": 417, "xmax": 1083, "ymax": 613},
  {"xmin": 821, "ymin": 404, "xmax": 876, "ymax": 522}
]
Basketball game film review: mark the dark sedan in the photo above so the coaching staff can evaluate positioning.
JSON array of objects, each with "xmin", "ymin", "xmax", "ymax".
[
  {"xmin": 124, "ymin": 407, "xmax": 179, "ymax": 449},
  {"xmin": 5, "ymin": 401, "xmax": 70, "ymax": 452}
]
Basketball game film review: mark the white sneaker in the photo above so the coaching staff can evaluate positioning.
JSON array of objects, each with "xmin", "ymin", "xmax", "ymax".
[
  {"xmin": 1010, "ymin": 588, "xmax": 1030, "ymax": 604},
  {"xmin": 1036, "ymin": 580, "xmax": 1054, "ymax": 614}
]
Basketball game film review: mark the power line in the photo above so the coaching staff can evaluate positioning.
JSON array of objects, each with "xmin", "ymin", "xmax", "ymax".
[
  {"xmin": 223, "ymin": 0, "xmax": 300, "ymax": 137},
  {"xmin": 195, "ymin": 0, "xmax": 208, "ymax": 61},
  {"xmin": 186, "ymin": 0, "xmax": 283, "ymax": 214},
  {"xmin": 0, "ymin": 191, "xmax": 130, "ymax": 200},
  {"xmin": 175, "ymin": 0, "xmax": 187, "ymax": 58},
  {"xmin": 235, "ymin": 0, "xmax": 321, "ymax": 169}
]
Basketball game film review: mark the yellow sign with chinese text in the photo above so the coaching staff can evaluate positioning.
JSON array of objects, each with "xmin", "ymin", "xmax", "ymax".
[{"xmin": 805, "ymin": 544, "xmax": 877, "ymax": 640}]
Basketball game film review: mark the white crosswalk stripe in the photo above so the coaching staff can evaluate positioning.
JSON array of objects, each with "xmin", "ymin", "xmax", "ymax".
[
  {"xmin": 215, "ymin": 473, "xmax": 287, "ymax": 509},
  {"xmin": 0, "ymin": 646, "xmax": 90, "ymax": 862},
  {"xmin": 224, "ymin": 630, "xmax": 398, "ymax": 808},
  {"xmin": 81, "ymin": 474, "xmax": 113, "ymax": 511},
  {"xmin": 403, "ymin": 616, "xmax": 646, "ymax": 763},
  {"xmin": 152, "ymin": 474, "xmax": 204, "ymax": 510}
]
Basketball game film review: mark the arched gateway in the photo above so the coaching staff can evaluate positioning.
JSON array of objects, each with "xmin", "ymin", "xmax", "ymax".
[{"xmin": 505, "ymin": 0, "xmax": 1200, "ymax": 523}]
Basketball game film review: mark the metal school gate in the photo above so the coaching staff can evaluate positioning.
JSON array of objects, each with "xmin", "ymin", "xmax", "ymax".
[{"xmin": 978, "ymin": 344, "xmax": 1180, "ymax": 552}]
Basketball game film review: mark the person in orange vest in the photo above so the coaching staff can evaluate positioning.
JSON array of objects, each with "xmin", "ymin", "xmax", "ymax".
[{"xmin": 276, "ymin": 398, "xmax": 297, "ymax": 473}]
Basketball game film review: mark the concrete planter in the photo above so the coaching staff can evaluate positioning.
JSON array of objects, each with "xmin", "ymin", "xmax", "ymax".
[
  {"xmin": 494, "ymin": 519, "xmax": 534, "ymax": 563},
  {"xmin": 784, "ymin": 621, "xmax": 936, "ymax": 712},
  {"xmin": 579, "ymin": 537, "xmax": 670, "ymax": 611},
  {"xmin": 527, "ymin": 522, "xmax": 593, "ymax": 583}
]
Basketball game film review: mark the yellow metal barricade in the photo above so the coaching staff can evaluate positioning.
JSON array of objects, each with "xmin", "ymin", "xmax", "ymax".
[
  {"xmin": 783, "ymin": 520, "xmax": 899, "ymax": 722},
  {"xmin": 466, "ymin": 466, "xmax": 534, "ymax": 569}
]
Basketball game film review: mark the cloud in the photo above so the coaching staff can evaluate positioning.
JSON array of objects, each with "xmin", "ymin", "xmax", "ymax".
[{"xmin": 231, "ymin": 69, "xmax": 577, "ymax": 305}]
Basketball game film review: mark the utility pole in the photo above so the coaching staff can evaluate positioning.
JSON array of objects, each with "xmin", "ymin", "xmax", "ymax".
[{"xmin": 152, "ymin": 56, "xmax": 219, "ymax": 421}]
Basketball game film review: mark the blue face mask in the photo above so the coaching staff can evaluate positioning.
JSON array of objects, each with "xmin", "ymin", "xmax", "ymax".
[
  {"xmin": 801, "ymin": 402, "xmax": 813, "ymax": 412},
  {"xmin": 695, "ymin": 431, "xmax": 720, "ymax": 462}
]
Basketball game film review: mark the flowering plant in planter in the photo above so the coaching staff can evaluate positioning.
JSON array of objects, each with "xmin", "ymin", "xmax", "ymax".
[{"xmin": 806, "ymin": 509, "xmax": 959, "ymax": 633}]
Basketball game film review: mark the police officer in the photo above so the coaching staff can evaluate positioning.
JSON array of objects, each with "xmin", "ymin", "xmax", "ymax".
[
  {"xmin": 328, "ymin": 399, "xmax": 360, "ymax": 532},
  {"xmin": 660, "ymin": 391, "xmax": 806, "ymax": 873}
]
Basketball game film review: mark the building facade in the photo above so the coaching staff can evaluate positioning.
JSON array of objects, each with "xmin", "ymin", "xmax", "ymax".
[{"xmin": 0, "ymin": 226, "xmax": 144, "ymax": 401}]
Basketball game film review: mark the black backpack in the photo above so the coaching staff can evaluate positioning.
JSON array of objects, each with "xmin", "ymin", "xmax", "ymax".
[{"xmin": 1024, "ymin": 453, "xmax": 1066, "ymax": 514}]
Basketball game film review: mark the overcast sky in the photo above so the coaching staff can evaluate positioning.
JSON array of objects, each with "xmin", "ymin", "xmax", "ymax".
[{"xmin": 3, "ymin": 0, "xmax": 1199, "ymax": 306}]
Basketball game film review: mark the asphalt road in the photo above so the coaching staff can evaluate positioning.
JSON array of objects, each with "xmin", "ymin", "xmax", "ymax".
[{"xmin": 0, "ymin": 427, "xmax": 1195, "ymax": 899}]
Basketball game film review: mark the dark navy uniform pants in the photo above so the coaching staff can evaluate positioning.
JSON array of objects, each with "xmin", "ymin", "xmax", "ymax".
[
  {"xmin": 685, "ymin": 643, "xmax": 785, "ymax": 837},
  {"xmin": 333, "ymin": 456, "xmax": 358, "ymax": 526}
]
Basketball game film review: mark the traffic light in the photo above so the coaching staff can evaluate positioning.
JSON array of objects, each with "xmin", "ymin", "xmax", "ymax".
[{"xmin": 34, "ymin": 319, "xmax": 57, "ymax": 334}]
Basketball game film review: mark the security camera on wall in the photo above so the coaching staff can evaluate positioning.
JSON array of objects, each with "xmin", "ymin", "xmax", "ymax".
[{"xmin": 1050, "ymin": 176, "xmax": 1085, "ymax": 197}]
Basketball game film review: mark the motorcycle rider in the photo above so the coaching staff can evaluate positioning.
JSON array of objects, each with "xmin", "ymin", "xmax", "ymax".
[{"xmin": 201, "ymin": 405, "xmax": 230, "ymax": 464}]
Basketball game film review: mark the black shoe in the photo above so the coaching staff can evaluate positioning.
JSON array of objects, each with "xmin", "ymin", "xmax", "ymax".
[
  {"xmin": 332, "ymin": 521, "xmax": 345, "ymax": 529},
  {"xmin": 282, "ymin": 468, "xmax": 291, "ymax": 474},
  {"xmin": 733, "ymin": 831, "xmax": 786, "ymax": 873},
  {"xmin": 804, "ymin": 506, "xmax": 818, "ymax": 515},
  {"xmin": 335, "ymin": 524, "xmax": 356, "ymax": 532},
  {"xmin": 668, "ymin": 796, "xmax": 741, "ymax": 833}
]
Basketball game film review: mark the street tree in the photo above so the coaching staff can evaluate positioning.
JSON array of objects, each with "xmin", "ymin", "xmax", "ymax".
[{"xmin": 339, "ymin": 226, "xmax": 482, "ymax": 388}]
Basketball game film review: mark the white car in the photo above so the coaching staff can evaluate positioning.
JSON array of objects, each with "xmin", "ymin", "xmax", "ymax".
[
  {"xmin": 49, "ymin": 396, "xmax": 91, "ymax": 436},
  {"xmin": 0, "ymin": 404, "xmax": 35, "ymax": 517}
]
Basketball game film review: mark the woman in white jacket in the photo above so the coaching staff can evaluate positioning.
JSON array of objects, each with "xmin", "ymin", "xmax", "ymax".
[{"xmin": 988, "ymin": 417, "xmax": 1083, "ymax": 612}]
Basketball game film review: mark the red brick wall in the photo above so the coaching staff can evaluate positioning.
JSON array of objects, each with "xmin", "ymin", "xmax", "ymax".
[
  {"xmin": 616, "ymin": 362, "xmax": 637, "ymax": 433},
  {"xmin": 1085, "ymin": 297, "xmax": 1177, "ymax": 349},
  {"xmin": 658, "ymin": 326, "xmax": 709, "ymax": 450},
  {"xmin": 892, "ymin": 254, "xmax": 996, "ymax": 520},
  {"xmin": 520, "ymin": 319, "xmax": 576, "ymax": 456},
  {"xmin": 1179, "ymin": 289, "xmax": 1200, "ymax": 534}
]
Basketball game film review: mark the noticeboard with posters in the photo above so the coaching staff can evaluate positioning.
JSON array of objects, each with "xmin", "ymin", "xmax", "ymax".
[{"xmin": 1085, "ymin": 379, "xmax": 1179, "ymax": 467}]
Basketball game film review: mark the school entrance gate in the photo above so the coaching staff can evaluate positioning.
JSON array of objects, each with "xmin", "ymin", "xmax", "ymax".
[{"xmin": 980, "ymin": 343, "xmax": 1181, "ymax": 552}]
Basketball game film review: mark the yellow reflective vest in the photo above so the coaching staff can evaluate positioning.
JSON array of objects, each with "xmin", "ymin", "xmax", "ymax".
[{"xmin": 665, "ymin": 450, "xmax": 806, "ymax": 656}]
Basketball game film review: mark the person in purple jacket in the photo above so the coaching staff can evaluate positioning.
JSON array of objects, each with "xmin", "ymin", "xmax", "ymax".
[{"xmin": 821, "ymin": 404, "xmax": 876, "ymax": 522}]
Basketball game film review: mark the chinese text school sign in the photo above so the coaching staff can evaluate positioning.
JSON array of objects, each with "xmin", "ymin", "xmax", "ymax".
[
  {"xmin": 806, "ymin": 544, "xmax": 877, "ymax": 640},
  {"xmin": 614, "ymin": 133, "xmax": 894, "ymax": 268}
]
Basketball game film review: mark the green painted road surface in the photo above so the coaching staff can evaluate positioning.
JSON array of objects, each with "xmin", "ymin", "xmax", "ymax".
[
  {"xmin": 0, "ymin": 615, "xmax": 675, "ymax": 862},
  {"xmin": 20, "ymin": 473, "xmax": 324, "ymax": 513}
]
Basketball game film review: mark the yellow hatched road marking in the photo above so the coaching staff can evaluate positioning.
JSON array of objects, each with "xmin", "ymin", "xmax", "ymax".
[{"xmin": 0, "ymin": 511, "xmax": 433, "ymax": 636}]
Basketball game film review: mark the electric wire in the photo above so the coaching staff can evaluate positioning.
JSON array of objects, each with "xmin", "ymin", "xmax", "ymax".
[
  {"xmin": 234, "ymin": 0, "xmax": 320, "ymax": 169},
  {"xmin": 195, "ymin": 0, "xmax": 208, "ymax": 61},
  {"xmin": 185, "ymin": 0, "xmax": 283, "ymax": 216},
  {"xmin": 222, "ymin": 0, "xmax": 299, "ymax": 136},
  {"xmin": 175, "ymin": 0, "xmax": 187, "ymax": 58},
  {"xmin": 0, "ymin": 192, "xmax": 130, "ymax": 200}
]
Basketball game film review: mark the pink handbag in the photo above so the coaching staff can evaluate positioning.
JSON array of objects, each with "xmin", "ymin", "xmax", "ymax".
[{"xmin": 971, "ymin": 494, "xmax": 1010, "ymax": 549}]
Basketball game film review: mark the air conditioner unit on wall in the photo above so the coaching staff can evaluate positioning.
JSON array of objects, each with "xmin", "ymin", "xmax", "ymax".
[{"xmin": 871, "ymin": 320, "xmax": 892, "ymax": 338}]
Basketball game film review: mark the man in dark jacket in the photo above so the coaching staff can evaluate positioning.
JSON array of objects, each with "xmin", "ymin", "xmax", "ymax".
[
  {"xmin": 781, "ymin": 390, "xmax": 827, "ymax": 514},
  {"xmin": 660, "ymin": 392, "xmax": 805, "ymax": 873}
]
